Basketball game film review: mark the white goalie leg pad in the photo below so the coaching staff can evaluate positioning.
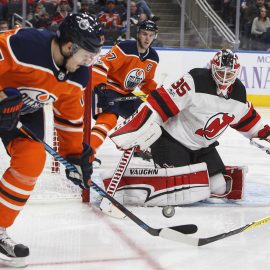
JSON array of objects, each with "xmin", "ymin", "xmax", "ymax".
[
  {"xmin": 108, "ymin": 104, "xmax": 162, "ymax": 151},
  {"xmin": 103, "ymin": 163, "xmax": 210, "ymax": 206}
]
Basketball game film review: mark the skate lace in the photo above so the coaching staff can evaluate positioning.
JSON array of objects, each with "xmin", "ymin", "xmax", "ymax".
[{"xmin": 0, "ymin": 229, "xmax": 16, "ymax": 248}]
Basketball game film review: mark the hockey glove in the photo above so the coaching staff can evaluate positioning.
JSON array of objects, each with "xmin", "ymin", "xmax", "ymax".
[
  {"xmin": 65, "ymin": 143, "xmax": 93, "ymax": 189},
  {"xmin": 258, "ymin": 125, "xmax": 270, "ymax": 140},
  {"xmin": 94, "ymin": 83, "xmax": 110, "ymax": 110},
  {"xmin": 0, "ymin": 88, "xmax": 23, "ymax": 132}
]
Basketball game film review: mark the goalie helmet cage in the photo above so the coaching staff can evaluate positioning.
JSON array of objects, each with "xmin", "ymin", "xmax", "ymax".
[{"xmin": 0, "ymin": 68, "xmax": 92, "ymax": 203}]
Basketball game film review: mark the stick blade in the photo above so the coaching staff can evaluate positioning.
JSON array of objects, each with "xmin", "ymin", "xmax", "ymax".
[
  {"xmin": 169, "ymin": 224, "xmax": 198, "ymax": 234},
  {"xmin": 159, "ymin": 227, "xmax": 199, "ymax": 245}
]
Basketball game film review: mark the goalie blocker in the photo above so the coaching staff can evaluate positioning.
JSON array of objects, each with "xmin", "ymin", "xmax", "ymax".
[{"xmin": 103, "ymin": 163, "xmax": 245, "ymax": 207}]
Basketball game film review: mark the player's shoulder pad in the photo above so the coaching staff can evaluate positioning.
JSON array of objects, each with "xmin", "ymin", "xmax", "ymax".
[
  {"xmin": 9, "ymin": 28, "xmax": 54, "ymax": 66},
  {"xmin": 188, "ymin": 68, "xmax": 215, "ymax": 95},
  {"xmin": 69, "ymin": 66, "xmax": 89, "ymax": 88},
  {"xmin": 230, "ymin": 78, "xmax": 246, "ymax": 104},
  {"xmin": 117, "ymin": 40, "xmax": 138, "ymax": 55},
  {"xmin": 148, "ymin": 47, "xmax": 159, "ymax": 63}
]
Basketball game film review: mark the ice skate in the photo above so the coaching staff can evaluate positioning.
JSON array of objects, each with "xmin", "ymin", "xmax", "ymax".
[{"xmin": 0, "ymin": 227, "xmax": 29, "ymax": 268}]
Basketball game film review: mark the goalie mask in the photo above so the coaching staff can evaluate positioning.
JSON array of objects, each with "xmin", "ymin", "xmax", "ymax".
[{"xmin": 211, "ymin": 49, "xmax": 240, "ymax": 97}]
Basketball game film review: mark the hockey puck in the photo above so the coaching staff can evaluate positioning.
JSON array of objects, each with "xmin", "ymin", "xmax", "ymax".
[{"xmin": 162, "ymin": 206, "xmax": 175, "ymax": 218}]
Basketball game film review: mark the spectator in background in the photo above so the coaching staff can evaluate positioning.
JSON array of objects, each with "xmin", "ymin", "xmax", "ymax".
[
  {"xmin": 251, "ymin": 6, "xmax": 270, "ymax": 49},
  {"xmin": 0, "ymin": 0, "xmax": 7, "ymax": 20},
  {"xmin": 0, "ymin": 19, "xmax": 8, "ymax": 30},
  {"xmin": 98, "ymin": 0, "xmax": 122, "ymax": 44},
  {"xmin": 80, "ymin": 0, "xmax": 97, "ymax": 15},
  {"xmin": 135, "ymin": 0, "xmax": 159, "ymax": 21},
  {"xmin": 240, "ymin": 0, "xmax": 266, "ymax": 49},
  {"xmin": 265, "ymin": 0, "xmax": 270, "ymax": 13},
  {"xmin": 40, "ymin": 0, "xmax": 58, "ymax": 19},
  {"xmin": 98, "ymin": 0, "xmax": 122, "ymax": 28},
  {"xmin": 117, "ymin": 0, "xmax": 159, "ymax": 21},
  {"xmin": 51, "ymin": 0, "xmax": 70, "ymax": 26},
  {"xmin": 29, "ymin": 2, "xmax": 51, "ymax": 29},
  {"xmin": 130, "ymin": 0, "xmax": 144, "ymax": 24}
]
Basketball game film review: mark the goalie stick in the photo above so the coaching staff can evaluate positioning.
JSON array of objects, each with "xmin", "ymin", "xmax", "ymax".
[
  {"xmin": 161, "ymin": 215, "xmax": 270, "ymax": 246},
  {"xmin": 250, "ymin": 138, "xmax": 270, "ymax": 154},
  {"xmin": 99, "ymin": 147, "xmax": 136, "ymax": 218},
  {"xmin": 16, "ymin": 122, "xmax": 198, "ymax": 241},
  {"xmin": 18, "ymin": 123, "xmax": 268, "ymax": 246}
]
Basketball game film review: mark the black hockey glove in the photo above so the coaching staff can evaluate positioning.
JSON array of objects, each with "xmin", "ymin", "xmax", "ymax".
[
  {"xmin": 258, "ymin": 125, "xmax": 270, "ymax": 140},
  {"xmin": 65, "ymin": 143, "xmax": 93, "ymax": 189},
  {"xmin": 94, "ymin": 83, "xmax": 110, "ymax": 110},
  {"xmin": 0, "ymin": 88, "xmax": 23, "ymax": 132}
]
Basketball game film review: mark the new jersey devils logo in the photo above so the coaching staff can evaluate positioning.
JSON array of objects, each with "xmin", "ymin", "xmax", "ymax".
[{"xmin": 196, "ymin": 113, "xmax": 235, "ymax": 140}]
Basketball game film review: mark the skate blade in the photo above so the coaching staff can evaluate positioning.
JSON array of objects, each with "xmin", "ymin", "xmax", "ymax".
[{"xmin": 0, "ymin": 256, "xmax": 28, "ymax": 268}]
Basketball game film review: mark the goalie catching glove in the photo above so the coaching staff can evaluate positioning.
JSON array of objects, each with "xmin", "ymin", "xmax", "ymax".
[
  {"xmin": 65, "ymin": 143, "xmax": 93, "ymax": 189},
  {"xmin": 108, "ymin": 104, "xmax": 162, "ymax": 151}
]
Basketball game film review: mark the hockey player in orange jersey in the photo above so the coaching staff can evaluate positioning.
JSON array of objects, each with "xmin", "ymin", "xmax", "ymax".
[
  {"xmin": 91, "ymin": 20, "xmax": 159, "ymax": 164},
  {"xmin": 0, "ymin": 13, "xmax": 102, "ymax": 266}
]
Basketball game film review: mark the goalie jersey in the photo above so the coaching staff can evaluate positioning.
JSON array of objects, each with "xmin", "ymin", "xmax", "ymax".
[
  {"xmin": 147, "ymin": 68, "xmax": 265, "ymax": 150},
  {"xmin": 92, "ymin": 40, "xmax": 159, "ymax": 95},
  {"xmin": 0, "ymin": 28, "xmax": 89, "ymax": 156}
]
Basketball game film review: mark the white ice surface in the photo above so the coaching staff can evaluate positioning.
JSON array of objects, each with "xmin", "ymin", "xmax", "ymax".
[{"xmin": 2, "ymin": 108, "xmax": 270, "ymax": 270}]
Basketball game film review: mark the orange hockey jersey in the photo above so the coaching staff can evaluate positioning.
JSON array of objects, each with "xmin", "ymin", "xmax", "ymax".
[
  {"xmin": 0, "ymin": 28, "xmax": 90, "ymax": 157},
  {"xmin": 92, "ymin": 40, "xmax": 159, "ymax": 95}
]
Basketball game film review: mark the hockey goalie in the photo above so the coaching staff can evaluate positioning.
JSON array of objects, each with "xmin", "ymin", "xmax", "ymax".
[{"xmin": 106, "ymin": 49, "xmax": 270, "ymax": 207}]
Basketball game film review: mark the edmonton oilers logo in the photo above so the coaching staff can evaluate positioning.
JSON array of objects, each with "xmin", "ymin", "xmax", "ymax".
[
  {"xmin": 124, "ymin": 69, "xmax": 145, "ymax": 89},
  {"xmin": 78, "ymin": 19, "xmax": 90, "ymax": 30}
]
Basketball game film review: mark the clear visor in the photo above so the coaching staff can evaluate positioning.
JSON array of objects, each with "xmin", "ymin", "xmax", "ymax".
[{"xmin": 72, "ymin": 47, "xmax": 101, "ymax": 67}]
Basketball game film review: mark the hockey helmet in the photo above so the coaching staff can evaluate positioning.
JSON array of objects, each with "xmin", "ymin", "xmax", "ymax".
[
  {"xmin": 57, "ymin": 13, "xmax": 102, "ymax": 54},
  {"xmin": 137, "ymin": 20, "xmax": 158, "ymax": 38},
  {"xmin": 211, "ymin": 49, "xmax": 240, "ymax": 97}
]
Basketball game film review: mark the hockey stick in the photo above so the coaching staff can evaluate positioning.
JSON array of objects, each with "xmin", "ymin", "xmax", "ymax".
[
  {"xmin": 16, "ymin": 122, "xmax": 198, "ymax": 241},
  {"xmin": 17, "ymin": 122, "xmax": 270, "ymax": 246},
  {"xmin": 108, "ymin": 95, "xmax": 146, "ymax": 105},
  {"xmin": 250, "ymin": 138, "xmax": 270, "ymax": 154},
  {"xmin": 107, "ymin": 72, "xmax": 168, "ymax": 106},
  {"xmin": 160, "ymin": 215, "xmax": 270, "ymax": 246},
  {"xmin": 99, "ymin": 147, "xmax": 136, "ymax": 218}
]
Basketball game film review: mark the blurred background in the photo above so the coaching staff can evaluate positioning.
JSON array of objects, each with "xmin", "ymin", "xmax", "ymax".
[{"xmin": 3, "ymin": 0, "xmax": 270, "ymax": 51}]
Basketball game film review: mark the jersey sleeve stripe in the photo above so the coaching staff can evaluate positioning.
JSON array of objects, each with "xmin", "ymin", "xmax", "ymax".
[
  {"xmin": 92, "ymin": 67, "xmax": 107, "ymax": 78},
  {"xmin": 230, "ymin": 106, "xmax": 261, "ymax": 132},
  {"xmin": 147, "ymin": 87, "xmax": 180, "ymax": 122},
  {"xmin": 54, "ymin": 123, "xmax": 83, "ymax": 132},
  {"xmin": 93, "ymin": 64, "xmax": 108, "ymax": 73}
]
